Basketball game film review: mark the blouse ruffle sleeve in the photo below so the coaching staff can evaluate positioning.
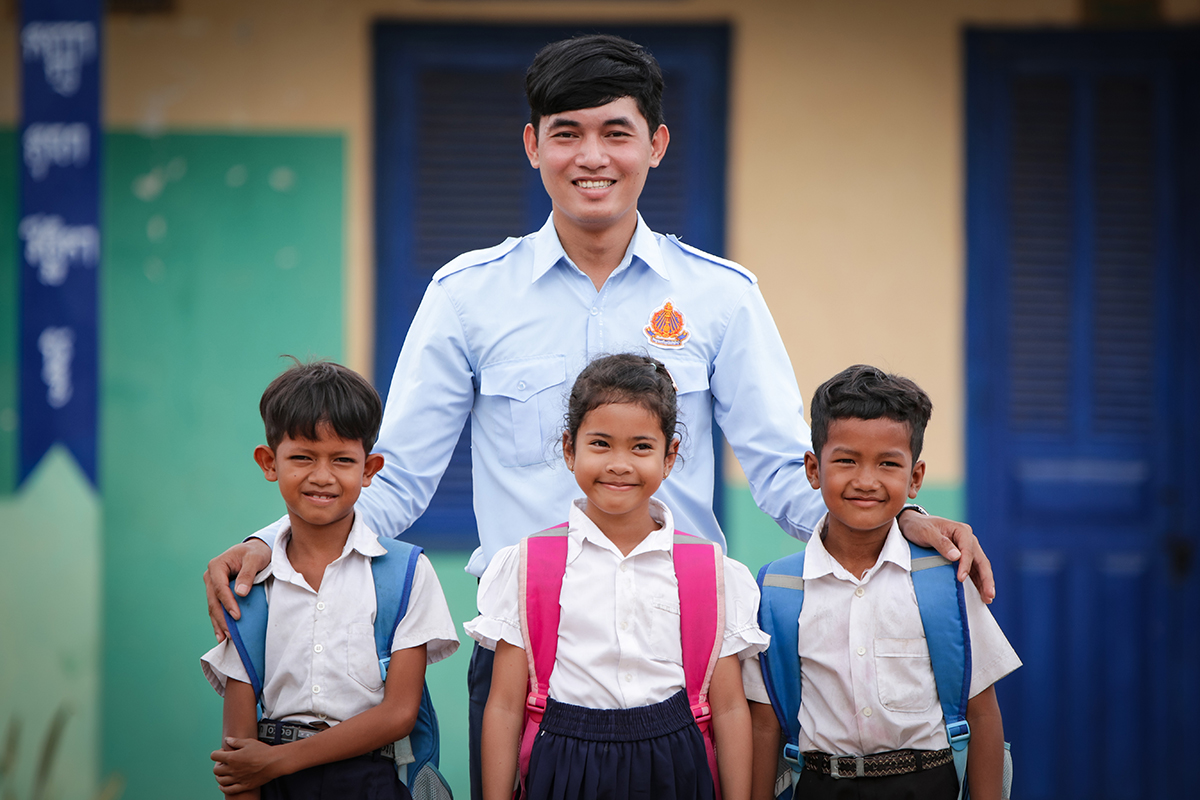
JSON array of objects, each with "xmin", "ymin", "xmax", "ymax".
[
  {"xmin": 463, "ymin": 543, "xmax": 524, "ymax": 651},
  {"xmin": 720, "ymin": 557, "xmax": 771, "ymax": 659}
]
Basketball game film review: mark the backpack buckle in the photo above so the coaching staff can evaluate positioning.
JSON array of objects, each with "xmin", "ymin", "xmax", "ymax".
[
  {"xmin": 378, "ymin": 656, "xmax": 391, "ymax": 681},
  {"xmin": 783, "ymin": 742, "xmax": 802, "ymax": 767},
  {"xmin": 526, "ymin": 692, "xmax": 547, "ymax": 712},
  {"xmin": 690, "ymin": 702, "xmax": 712, "ymax": 724},
  {"xmin": 946, "ymin": 719, "xmax": 971, "ymax": 750}
]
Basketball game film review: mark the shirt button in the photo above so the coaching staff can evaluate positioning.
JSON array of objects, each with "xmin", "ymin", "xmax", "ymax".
[
  {"xmin": 518, "ymin": 381, "xmax": 526, "ymax": 391},
  {"xmin": 625, "ymin": 673, "xmax": 633, "ymax": 683},
  {"xmin": 862, "ymin": 707, "xmax": 872, "ymax": 717},
  {"xmin": 316, "ymin": 601, "xmax": 326, "ymax": 610},
  {"xmin": 590, "ymin": 307, "xmax": 599, "ymax": 316},
  {"xmin": 314, "ymin": 644, "xmax": 323, "ymax": 654},
  {"xmin": 619, "ymin": 563, "xmax": 628, "ymax": 572},
  {"xmin": 857, "ymin": 646, "xmax": 866, "ymax": 656},
  {"xmin": 854, "ymin": 587, "xmax": 865, "ymax": 598},
  {"xmin": 620, "ymin": 621, "xmax": 629, "ymax": 631},
  {"xmin": 312, "ymin": 685, "xmax": 320, "ymax": 694}
]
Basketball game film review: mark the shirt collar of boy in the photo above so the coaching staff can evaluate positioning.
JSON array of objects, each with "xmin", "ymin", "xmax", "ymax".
[
  {"xmin": 802, "ymin": 514, "xmax": 911, "ymax": 583},
  {"xmin": 260, "ymin": 512, "xmax": 387, "ymax": 586},
  {"xmin": 565, "ymin": 496, "xmax": 673, "ymax": 564},
  {"xmin": 529, "ymin": 211, "xmax": 668, "ymax": 283}
]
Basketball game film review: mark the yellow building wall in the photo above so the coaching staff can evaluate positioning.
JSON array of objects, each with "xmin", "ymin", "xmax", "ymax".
[{"xmin": 3, "ymin": 0, "xmax": 1198, "ymax": 483}]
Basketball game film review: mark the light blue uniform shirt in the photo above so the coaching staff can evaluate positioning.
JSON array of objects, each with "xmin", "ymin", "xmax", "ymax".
[{"xmin": 261, "ymin": 214, "xmax": 825, "ymax": 576}]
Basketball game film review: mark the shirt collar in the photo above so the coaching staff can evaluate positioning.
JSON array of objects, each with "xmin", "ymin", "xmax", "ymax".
[
  {"xmin": 265, "ymin": 511, "xmax": 385, "ymax": 586},
  {"xmin": 530, "ymin": 212, "xmax": 669, "ymax": 283},
  {"xmin": 801, "ymin": 514, "xmax": 910, "ymax": 581},
  {"xmin": 566, "ymin": 497, "xmax": 674, "ymax": 562}
]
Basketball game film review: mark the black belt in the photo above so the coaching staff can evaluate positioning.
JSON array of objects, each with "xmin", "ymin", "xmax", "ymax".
[
  {"xmin": 257, "ymin": 719, "xmax": 395, "ymax": 760},
  {"xmin": 803, "ymin": 748, "xmax": 952, "ymax": 778}
]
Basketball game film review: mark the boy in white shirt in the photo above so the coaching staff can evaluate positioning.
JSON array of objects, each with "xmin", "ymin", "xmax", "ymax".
[
  {"xmin": 747, "ymin": 365, "xmax": 1020, "ymax": 800},
  {"xmin": 201, "ymin": 360, "xmax": 458, "ymax": 799}
]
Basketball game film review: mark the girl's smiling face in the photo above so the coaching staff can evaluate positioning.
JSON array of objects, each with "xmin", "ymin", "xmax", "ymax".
[{"xmin": 563, "ymin": 401, "xmax": 678, "ymax": 532}]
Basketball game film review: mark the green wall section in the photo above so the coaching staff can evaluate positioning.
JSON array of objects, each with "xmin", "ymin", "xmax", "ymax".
[
  {"xmin": 1, "ymin": 130, "xmax": 16, "ymax": 495},
  {"xmin": 0, "ymin": 449, "xmax": 101, "ymax": 800},
  {"xmin": 100, "ymin": 132, "xmax": 346, "ymax": 798}
]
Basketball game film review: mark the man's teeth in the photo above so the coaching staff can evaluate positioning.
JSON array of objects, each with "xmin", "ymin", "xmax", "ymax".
[{"xmin": 576, "ymin": 180, "xmax": 614, "ymax": 189}]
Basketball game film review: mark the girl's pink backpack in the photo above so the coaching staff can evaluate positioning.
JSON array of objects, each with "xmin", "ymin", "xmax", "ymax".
[{"xmin": 516, "ymin": 524, "xmax": 726, "ymax": 798}]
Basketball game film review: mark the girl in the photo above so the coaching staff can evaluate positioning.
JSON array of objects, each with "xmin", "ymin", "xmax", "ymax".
[{"xmin": 466, "ymin": 353, "xmax": 766, "ymax": 800}]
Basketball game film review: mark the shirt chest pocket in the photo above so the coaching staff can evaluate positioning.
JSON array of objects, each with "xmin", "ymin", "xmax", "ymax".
[
  {"xmin": 656, "ymin": 358, "xmax": 709, "ymax": 398},
  {"xmin": 873, "ymin": 637, "xmax": 935, "ymax": 713},
  {"xmin": 480, "ymin": 356, "xmax": 567, "ymax": 467},
  {"xmin": 347, "ymin": 622, "xmax": 383, "ymax": 692},
  {"xmin": 637, "ymin": 594, "xmax": 684, "ymax": 665}
]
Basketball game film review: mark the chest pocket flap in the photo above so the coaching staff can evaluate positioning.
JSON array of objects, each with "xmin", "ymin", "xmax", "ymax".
[
  {"xmin": 479, "ymin": 355, "xmax": 566, "ymax": 467},
  {"xmin": 659, "ymin": 358, "xmax": 710, "ymax": 395}
]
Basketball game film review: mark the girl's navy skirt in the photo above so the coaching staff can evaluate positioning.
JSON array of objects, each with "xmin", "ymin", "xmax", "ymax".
[{"xmin": 525, "ymin": 689, "xmax": 716, "ymax": 800}]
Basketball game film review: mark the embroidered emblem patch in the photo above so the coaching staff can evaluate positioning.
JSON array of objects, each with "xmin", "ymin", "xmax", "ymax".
[{"xmin": 644, "ymin": 299, "xmax": 690, "ymax": 349}]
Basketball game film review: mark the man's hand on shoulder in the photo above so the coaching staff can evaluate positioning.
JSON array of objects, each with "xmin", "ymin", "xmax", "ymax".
[
  {"xmin": 896, "ymin": 509, "xmax": 996, "ymax": 603},
  {"xmin": 205, "ymin": 539, "xmax": 273, "ymax": 641}
]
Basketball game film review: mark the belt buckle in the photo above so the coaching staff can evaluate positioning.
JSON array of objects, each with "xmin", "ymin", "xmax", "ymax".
[{"xmin": 829, "ymin": 754, "xmax": 865, "ymax": 779}]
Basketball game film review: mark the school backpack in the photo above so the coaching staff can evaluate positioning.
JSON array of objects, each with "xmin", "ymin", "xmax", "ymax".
[
  {"xmin": 518, "ymin": 524, "xmax": 726, "ymax": 798},
  {"xmin": 222, "ymin": 538, "xmax": 453, "ymax": 800},
  {"xmin": 756, "ymin": 542, "xmax": 1011, "ymax": 800}
]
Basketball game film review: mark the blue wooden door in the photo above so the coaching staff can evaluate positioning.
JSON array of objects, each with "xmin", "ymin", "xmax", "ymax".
[
  {"xmin": 374, "ymin": 24, "xmax": 729, "ymax": 548},
  {"xmin": 966, "ymin": 30, "xmax": 1200, "ymax": 800}
]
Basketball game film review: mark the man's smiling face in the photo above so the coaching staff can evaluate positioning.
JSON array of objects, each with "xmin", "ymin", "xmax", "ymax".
[{"xmin": 523, "ymin": 96, "xmax": 669, "ymax": 237}]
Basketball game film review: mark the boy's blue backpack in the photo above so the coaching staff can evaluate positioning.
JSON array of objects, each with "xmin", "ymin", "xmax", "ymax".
[
  {"xmin": 756, "ymin": 542, "xmax": 1011, "ymax": 800},
  {"xmin": 222, "ymin": 538, "xmax": 453, "ymax": 799}
]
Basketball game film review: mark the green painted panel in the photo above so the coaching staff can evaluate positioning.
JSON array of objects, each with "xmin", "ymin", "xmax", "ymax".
[
  {"xmin": 99, "ymin": 132, "xmax": 345, "ymax": 799},
  {"xmin": 0, "ymin": 129, "xmax": 16, "ymax": 495},
  {"xmin": 0, "ymin": 448, "xmax": 101, "ymax": 799}
]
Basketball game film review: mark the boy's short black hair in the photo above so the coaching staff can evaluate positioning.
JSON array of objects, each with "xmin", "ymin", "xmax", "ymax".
[
  {"xmin": 260, "ymin": 358, "xmax": 383, "ymax": 453},
  {"xmin": 526, "ymin": 34, "xmax": 665, "ymax": 134},
  {"xmin": 809, "ymin": 364, "xmax": 933, "ymax": 462}
]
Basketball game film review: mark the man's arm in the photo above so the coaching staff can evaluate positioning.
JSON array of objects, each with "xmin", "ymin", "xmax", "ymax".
[
  {"xmin": 709, "ymin": 283, "xmax": 826, "ymax": 541},
  {"xmin": 749, "ymin": 701, "xmax": 782, "ymax": 800},
  {"xmin": 481, "ymin": 641, "xmax": 528, "ymax": 800},
  {"xmin": 211, "ymin": 645, "xmax": 428, "ymax": 792},
  {"xmin": 896, "ymin": 509, "xmax": 995, "ymax": 602},
  {"xmin": 205, "ymin": 279, "xmax": 476, "ymax": 638}
]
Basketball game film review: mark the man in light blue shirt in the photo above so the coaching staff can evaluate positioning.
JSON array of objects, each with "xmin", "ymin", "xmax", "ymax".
[{"xmin": 205, "ymin": 34, "xmax": 993, "ymax": 799}]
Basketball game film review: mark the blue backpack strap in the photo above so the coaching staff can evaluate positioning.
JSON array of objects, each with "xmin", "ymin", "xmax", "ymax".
[
  {"xmin": 756, "ymin": 550, "xmax": 808, "ymax": 797},
  {"xmin": 908, "ymin": 542, "xmax": 971, "ymax": 799},
  {"xmin": 372, "ymin": 538, "xmax": 423, "ymax": 680},
  {"xmin": 223, "ymin": 581, "xmax": 269, "ymax": 705}
]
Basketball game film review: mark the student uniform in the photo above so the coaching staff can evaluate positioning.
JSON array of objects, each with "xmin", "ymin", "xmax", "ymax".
[
  {"xmin": 744, "ymin": 517, "xmax": 1021, "ymax": 800},
  {"xmin": 201, "ymin": 515, "xmax": 460, "ymax": 799},
  {"xmin": 466, "ymin": 498, "xmax": 769, "ymax": 800}
]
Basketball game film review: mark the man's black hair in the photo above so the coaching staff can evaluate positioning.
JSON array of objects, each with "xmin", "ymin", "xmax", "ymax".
[
  {"xmin": 809, "ymin": 364, "xmax": 933, "ymax": 462},
  {"xmin": 525, "ymin": 34, "xmax": 665, "ymax": 134},
  {"xmin": 260, "ymin": 357, "xmax": 383, "ymax": 453}
]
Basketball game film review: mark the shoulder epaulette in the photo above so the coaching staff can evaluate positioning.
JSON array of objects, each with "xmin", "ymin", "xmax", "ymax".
[
  {"xmin": 432, "ymin": 236, "xmax": 523, "ymax": 281},
  {"xmin": 664, "ymin": 234, "xmax": 758, "ymax": 283}
]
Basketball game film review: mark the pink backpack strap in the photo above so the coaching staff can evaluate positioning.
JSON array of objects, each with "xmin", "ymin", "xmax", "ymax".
[
  {"xmin": 516, "ymin": 523, "xmax": 569, "ymax": 790},
  {"xmin": 673, "ymin": 531, "xmax": 726, "ymax": 799}
]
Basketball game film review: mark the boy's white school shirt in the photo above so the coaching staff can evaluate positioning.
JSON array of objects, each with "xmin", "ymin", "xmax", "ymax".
[
  {"xmin": 465, "ymin": 498, "xmax": 770, "ymax": 710},
  {"xmin": 742, "ymin": 516, "xmax": 1020, "ymax": 755},
  {"xmin": 200, "ymin": 513, "xmax": 459, "ymax": 727}
]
